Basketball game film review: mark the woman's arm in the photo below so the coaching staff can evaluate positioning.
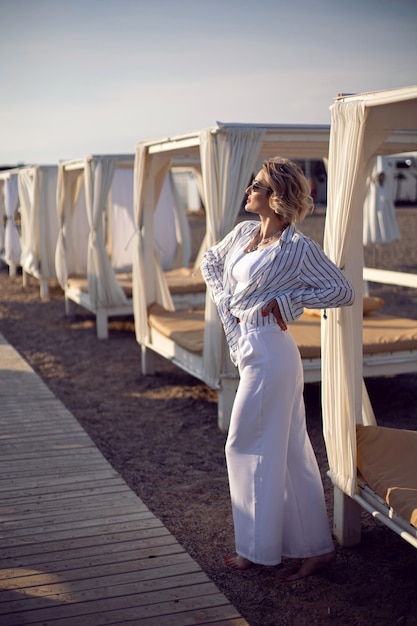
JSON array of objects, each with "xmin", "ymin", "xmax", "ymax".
[
  {"xmin": 274, "ymin": 239, "xmax": 355, "ymax": 321},
  {"xmin": 200, "ymin": 244, "xmax": 227, "ymax": 308},
  {"xmin": 200, "ymin": 227, "xmax": 239, "ymax": 324},
  {"xmin": 201, "ymin": 221, "xmax": 254, "ymax": 319}
]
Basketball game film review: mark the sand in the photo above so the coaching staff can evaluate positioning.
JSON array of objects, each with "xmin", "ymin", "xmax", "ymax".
[{"xmin": 0, "ymin": 207, "xmax": 416, "ymax": 625}]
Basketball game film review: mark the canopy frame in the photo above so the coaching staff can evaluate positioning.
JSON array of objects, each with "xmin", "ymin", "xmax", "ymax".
[
  {"xmin": 133, "ymin": 123, "xmax": 331, "ymax": 431},
  {"xmin": 55, "ymin": 154, "xmax": 134, "ymax": 338},
  {"xmin": 322, "ymin": 85, "xmax": 417, "ymax": 547}
]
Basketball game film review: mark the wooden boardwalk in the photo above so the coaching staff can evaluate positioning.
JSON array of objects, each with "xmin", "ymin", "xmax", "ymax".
[{"xmin": 0, "ymin": 334, "xmax": 248, "ymax": 626}]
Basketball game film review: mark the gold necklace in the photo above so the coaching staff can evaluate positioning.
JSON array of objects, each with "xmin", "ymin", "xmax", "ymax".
[{"xmin": 245, "ymin": 228, "xmax": 283, "ymax": 253}]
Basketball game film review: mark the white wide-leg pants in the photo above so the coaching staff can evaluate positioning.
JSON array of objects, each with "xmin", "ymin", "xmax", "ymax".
[{"xmin": 225, "ymin": 322, "xmax": 334, "ymax": 566}]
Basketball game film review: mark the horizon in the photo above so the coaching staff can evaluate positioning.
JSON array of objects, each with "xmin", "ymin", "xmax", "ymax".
[{"xmin": 1, "ymin": 0, "xmax": 417, "ymax": 165}]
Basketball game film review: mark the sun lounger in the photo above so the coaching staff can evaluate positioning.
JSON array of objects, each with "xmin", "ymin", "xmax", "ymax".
[
  {"xmin": 355, "ymin": 424, "xmax": 417, "ymax": 547},
  {"xmin": 145, "ymin": 303, "xmax": 417, "ymax": 384}
]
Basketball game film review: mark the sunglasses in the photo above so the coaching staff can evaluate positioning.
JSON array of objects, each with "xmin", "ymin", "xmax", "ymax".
[{"xmin": 247, "ymin": 181, "xmax": 273, "ymax": 194}]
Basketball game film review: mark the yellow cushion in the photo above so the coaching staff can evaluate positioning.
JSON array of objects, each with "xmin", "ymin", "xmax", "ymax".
[
  {"xmin": 164, "ymin": 267, "xmax": 206, "ymax": 294},
  {"xmin": 304, "ymin": 295, "xmax": 384, "ymax": 318},
  {"xmin": 289, "ymin": 311, "xmax": 417, "ymax": 359},
  {"xmin": 148, "ymin": 304, "xmax": 205, "ymax": 354},
  {"xmin": 356, "ymin": 424, "xmax": 417, "ymax": 528},
  {"xmin": 363, "ymin": 295, "xmax": 384, "ymax": 314},
  {"xmin": 148, "ymin": 306, "xmax": 417, "ymax": 361}
]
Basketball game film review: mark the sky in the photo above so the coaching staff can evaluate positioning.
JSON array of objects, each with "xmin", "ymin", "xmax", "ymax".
[{"xmin": 1, "ymin": 0, "xmax": 416, "ymax": 165}]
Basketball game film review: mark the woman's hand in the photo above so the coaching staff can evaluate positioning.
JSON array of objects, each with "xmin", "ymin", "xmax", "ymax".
[{"xmin": 262, "ymin": 299, "xmax": 287, "ymax": 331}]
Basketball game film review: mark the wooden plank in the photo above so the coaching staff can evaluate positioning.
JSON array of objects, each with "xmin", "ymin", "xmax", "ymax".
[
  {"xmin": 0, "ymin": 469, "xmax": 122, "ymax": 492},
  {"xmin": 0, "ymin": 560, "xmax": 204, "ymax": 603},
  {"xmin": 1, "ymin": 462, "xmax": 118, "ymax": 480},
  {"xmin": 0, "ymin": 484, "xmax": 134, "ymax": 507},
  {"xmin": 1, "ymin": 582, "xmax": 220, "ymax": 620},
  {"xmin": 0, "ymin": 335, "xmax": 248, "ymax": 626},
  {"xmin": 0, "ymin": 515, "xmax": 165, "ymax": 544},
  {"xmin": 0, "ymin": 526, "xmax": 173, "ymax": 560},
  {"xmin": 0, "ymin": 491, "xmax": 142, "ymax": 517},
  {"xmin": 0, "ymin": 573, "xmax": 212, "ymax": 618},
  {"xmin": 1, "ymin": 447, "xmax": 106, "ymax": 461},
  {"xmin": 1, "ymin": 570, "xmax": 208, "ymax": 607},
  {"xmin": 1, "ymin": 445, "xmax": 106, "ymax": 459},
  {"xmin": 1, "ymin": 551, "xmax": 197, "ymax": 590},
  {"xmin": 0, "ymin": 504, "xmax": 153, "ymax": 527},
  {"xmin": 0, "ymin": 535, "xmax": 181, "ymax": 569},
  {"xmin": 0, "ymin": 438, "xmax": 96, "ymax": 453},
  {"xmin": 14, "ymin": 602, "xmax": 244, "ymax": 626},
  {"xmin": 0, "ymin": 477, "xmax": 128, "ymax": 499},
  {"xmin": 1, "ymin": 589, "xmax": 236, "ymax": 626},
  {"xmin": 1, "ymin": 462, "xmax": 115, "ymax": 479}
]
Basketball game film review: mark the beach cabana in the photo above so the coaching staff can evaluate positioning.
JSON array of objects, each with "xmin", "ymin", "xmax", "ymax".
[
  {"xmin": 133, "ymin": 123, "xmax": 331, "ymax": 431},
  {"xmin": 134, "ymin": 121, "xmax": 417, "ymax": 434},
  {"xmin": 322, "ymin": 85, "xmax": 417, "ymax": 548},
  {"xmin": 0, "ymin": 168, "xmax": 21, "ymax": 275},
  {"xmin": 55, "ymin": 154, "xmax": 190, "ymax": 339},
  {"xmin": 17, "ymin": 165, "xmax": 59, "ymax": 298}
]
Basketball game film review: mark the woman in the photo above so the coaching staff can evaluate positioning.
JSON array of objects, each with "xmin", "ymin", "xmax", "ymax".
[{"xmin": 200, "ymin": 157, "xmax": 354, "ymax": 580}]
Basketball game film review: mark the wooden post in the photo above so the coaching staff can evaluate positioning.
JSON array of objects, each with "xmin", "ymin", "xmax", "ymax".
[
  {"xmin": 96, "ymin": 310, "xmax": 109, "ymax": 340},
  {"xmin": 40, "ymin": 278, "xmax": 49, "ymax": 300},
  {"xmin": 65, "ymin": 295, "xmax": 75, "ymax": 317},
  {"xmin": 141, "ymin": 345, "xmax": 156, "ymax": 375},
  {"xmin": 333, "ymin": 486, "xmax": 362, "ymax": 546},
  {"xmin": 217, "ymin": 376, "xmax": 238, "ymax": 433},
  {"xmin": 22, "ymin": 270, "xmax": 29, "ymax": 288}
]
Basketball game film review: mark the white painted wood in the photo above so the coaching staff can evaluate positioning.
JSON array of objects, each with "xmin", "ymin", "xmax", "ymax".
[
  {"xmin": 332, "ymin": 486, "xmax": 362, "ymax": 547},
  {"xmin": 363, "ymin": 267, "xmax": 417, "ymax": 288}
]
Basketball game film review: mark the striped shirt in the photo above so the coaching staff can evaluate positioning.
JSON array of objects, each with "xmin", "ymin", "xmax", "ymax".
[{"xmin": 200, "ymin": 220, "xmax": 355, "ymax": 365}]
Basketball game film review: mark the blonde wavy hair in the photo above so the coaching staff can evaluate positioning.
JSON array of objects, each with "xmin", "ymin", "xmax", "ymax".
[{"xmin": 262, "ymin": 157, "xmax": 314, "ymax": 224}]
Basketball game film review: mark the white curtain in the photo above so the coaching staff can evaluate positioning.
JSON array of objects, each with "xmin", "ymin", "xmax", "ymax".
[
  {"xmin": 169, "ymin": 170, "xmax": 192, "ymax": 269},
  {"xmin": 40, "ymin": 167, "xmax": 59, "ymax": 280},
  {"xmin": 55, "ymin": 164, "xmax": 86, "ymax": 288},
  {"xmin": 0, "ymin": 183, "xmax": 5, "ymax": 255},
  {"xmin": 132, "ymin": 144, "xmax": 148, "ymax": 345},
  {"xmin": 4, "ymin": 174, "xmax": 21, "ymax": 266},
  {"xmin": 55, "ymin": 163, "xmax": 68, "ymax": 287},
  {"xmin": 322, "ymin": 100, "xmax": 387, "ymax": 497},
  {"xmin": 108, "ymin": 167, "xmax": 135, "ymax": 272},
  {"xmin": 154, "ymin": 175, "xmax": 178, "ymax": 271},
  {"xmin": 199, "ymin": 127, "xmax": 265, "ymax": 388},
  {"xmin": 18, "ymin": 168, "xmax": 39, "ymax": 276},
  {"xmin": 84, "ymin": 156, "xmax": 128, "ymax": 307},
  {"xmin": 109, "ymin": 166, "xmax": 173, "ymax": 274},
  {"xmin": 18, "ymin": 166, "xmax": 59, "ymax": 280},
  {"xmin": 133, "ymin": 146, "xmax": 174, "ymax": 345}
]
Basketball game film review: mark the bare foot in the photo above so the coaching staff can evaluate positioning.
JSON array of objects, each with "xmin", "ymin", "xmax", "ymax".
[
  {"xmin": 225, "ymin": 555, "xmax": 253, "ymax": 570},
  {"xmin": 285, "ymin": 550, "xmax": 336, "ymax": 582}
]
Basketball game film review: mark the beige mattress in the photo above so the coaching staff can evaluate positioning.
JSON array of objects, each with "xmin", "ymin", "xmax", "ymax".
[
  {"xmin": 357, "ymin": 424, "xmax": 417, "ymax": 528},
  {"xmin": 148, "ymin": 304, "xmax": 205, "ymax": 353},
  {"xmin": 164, "ymin": 267, "xmax": 206, "ymax": 294},
  {"xmin": 148, "ymin": 304, "xmax": 417, "ymax": 359},
  {"xmin": 68, "ymin": 268, "xmax": 206, "ymax": 300},
  {"xmin": 290, "ymin": 312, "xmax": 417, "ymax": 359},
  {"xmin": 67, "ymin": 274, "xmax": 135, "ymax": 295}
]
